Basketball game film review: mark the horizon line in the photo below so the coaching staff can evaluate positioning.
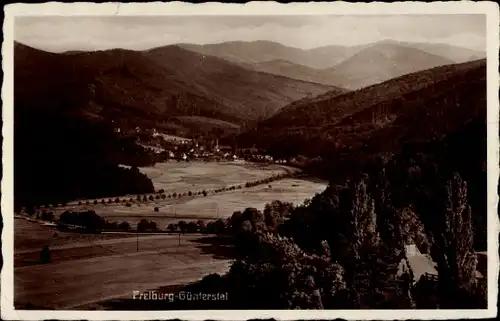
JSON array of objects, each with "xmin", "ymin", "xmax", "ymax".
[{"xmin": 14, "ymin": 38, "xmax": 486, "ymax": 54}]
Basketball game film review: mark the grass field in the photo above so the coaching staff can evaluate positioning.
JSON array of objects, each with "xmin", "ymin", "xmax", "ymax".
[
  {"xmin": 14, "ymin": 220, "xmax": 232, "ymax": 309},
  {"xmin": 138, "ymin": 161, "xmax": 299, "ymax": 194},
  {"xmin": 59, "ymin": 162, "xmax": 323, "ymax": 227},
  {"xmin": 54, "ymin": 178, "xmax": 326, "ymax": 228}
]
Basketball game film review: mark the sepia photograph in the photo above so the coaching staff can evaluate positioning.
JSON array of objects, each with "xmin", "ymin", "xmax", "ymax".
[{"xmin": 1, "ymin": 1, "xmax": 498, "ymax": 320}]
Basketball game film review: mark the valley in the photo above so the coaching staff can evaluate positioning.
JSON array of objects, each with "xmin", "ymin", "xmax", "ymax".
[{"xmin": 13, "ymin": 24, "xmax": 489, "ymax": 311}]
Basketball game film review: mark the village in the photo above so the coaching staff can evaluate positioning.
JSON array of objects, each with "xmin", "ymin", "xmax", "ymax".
[{"xmin": 119, "ymin": 126, "xmax": 298, "ymax": 165}]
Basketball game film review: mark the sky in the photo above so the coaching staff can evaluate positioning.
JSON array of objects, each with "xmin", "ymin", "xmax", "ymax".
[{"xmin": 15, "ymin": 15, "xmax": 486, "ymax": 53}]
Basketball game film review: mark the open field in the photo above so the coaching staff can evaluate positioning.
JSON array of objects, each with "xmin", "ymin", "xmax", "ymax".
[
  {"xmin": 57, "ymin": 162, "xmax": 322, "ymax": 228},
  {"xmin": 53, "ymin": 178, "xmax": 326, "ymax": 228},
  {"xmin": 138, "ymin": 161, "xmax": 299, "ymax": 194},
  {"xmin": 14, "ymin": 220, "xmax": 232, "ymax": 309},
  {"xmin": 158, "ymin": 133, "xmax": 192, "ymax": 142}
]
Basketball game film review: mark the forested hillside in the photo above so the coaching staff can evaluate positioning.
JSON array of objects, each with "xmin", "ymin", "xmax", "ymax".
[{"xmin": 111, "ymin": 57, "xmax": 488, "ymax": 310}]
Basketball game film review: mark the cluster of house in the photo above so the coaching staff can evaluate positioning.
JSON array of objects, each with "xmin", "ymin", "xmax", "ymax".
[{"xmin": 116, "ymin": 127, "xmax": 296, "ymax": 164}]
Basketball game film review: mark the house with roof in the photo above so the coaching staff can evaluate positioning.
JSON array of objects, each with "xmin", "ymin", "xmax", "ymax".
[{"xmin": 398, "ymin": 244, "xmax": 438, "ymax": 286}]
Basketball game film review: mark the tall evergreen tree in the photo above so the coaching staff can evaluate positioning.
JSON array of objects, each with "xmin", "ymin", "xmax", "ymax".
[{"xmin": 432, "ymin": 172, "xmax": 478, "ymax": 307}]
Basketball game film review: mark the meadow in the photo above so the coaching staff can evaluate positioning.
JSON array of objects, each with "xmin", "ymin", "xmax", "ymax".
[
  {"xmin": 15, "ymin": 219, "xmax": 232, "ymax": 309},
  {"xmin": 59, "ymin": 162, "xmax": 324, "ymax": 227}
]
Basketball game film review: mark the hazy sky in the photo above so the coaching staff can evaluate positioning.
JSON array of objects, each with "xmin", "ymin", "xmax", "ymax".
[{"xmin": 15, "ymin": 15, "xmax": 486, "ymax": 52}]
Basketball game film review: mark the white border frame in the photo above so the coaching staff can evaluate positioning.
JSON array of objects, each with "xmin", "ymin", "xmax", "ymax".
[{"xmin": 2, "ymin": 1, "xmax": 499, "ymax": 320}]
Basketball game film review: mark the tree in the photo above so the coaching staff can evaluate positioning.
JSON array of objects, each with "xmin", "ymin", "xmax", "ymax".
[
  {"xmin": 197, "ymin": 220, "xmax": 207, "ymax": 232},
  {"xmin": 154, "ymin": 207, "xmax": 159, "ymax": 212},
  {"xmin": 178, "ymin": 220, "xmax": 188, "ymax": 234},
  {"xmin": 167, "ymin": 223, "xmax": 177, "ymax": 232},
  {"xmin": 230, "ymin": 211, "xmax": 244, "ymax": 233},
  {"xmin": 118, "ymin": 221, "xmax": 131, "ymax": 231},
  {"xmin": 432, "ymin": 173, "xmax": 478, "ymax": 308},
  {"xmin": 202, "ymin": 190, "xmax": 207, "ymax": 197},
  {"xmin": 263, "ymin": 200, "xmax": 295, "ymax": 232},
  {"xmin": 186, "ymin": 221, "xmax": 199, "ymax": 233},
  {"xmin": 241, "ymin": 208, "xmax": 266, "ymax": 232},
  {"xmin": 188, "ymin": 191, "xmax": 192, "ymax": 197},
  {"xmin": 149, "ymin": 220, "xmax": 158, "ymax": 231},
  {"xmin": 137, "ymin": 219, "xmax": 150, "ymax": 232},
  {"xmin": 226, "ymin": 233, "xmax": 347, "ymax": 309},
  {"xmin": 41, "ymin": 210, "xmax": 54, "ymax": 222}
]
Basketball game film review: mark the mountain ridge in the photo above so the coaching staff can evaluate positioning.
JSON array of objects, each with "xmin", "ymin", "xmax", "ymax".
[
  {"xmin": 15, "ymin": 41, "xmax": 339, "ymax": 136},
  {"xmin": 236, "ymin": 59, "xmax": 486, "ymax": 158}
]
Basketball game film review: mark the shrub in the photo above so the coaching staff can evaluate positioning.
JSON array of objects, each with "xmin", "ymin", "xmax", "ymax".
[
  {"xmin": 197, "ymin": 220, "xmax": 207, "ymax": 232},
  {"xmin": 118, "ymin": 221, "xmax": 131, "ymax": 231},
  {"xmin": 186, "ymin": 221, "xmax": 199, "ymax": 233},
  {"xmin": 154, "ymin": 207, "xmax": 159, "ymax": 212},
  {"xmin": 178, "ymin": 220, "xmax": 188, "ymax": 233}
]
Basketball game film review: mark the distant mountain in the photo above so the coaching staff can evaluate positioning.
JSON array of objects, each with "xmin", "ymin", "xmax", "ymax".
[
  {"xmin": 184, "ymin": 40, "xmax": 482, "ymax": 89},
  {"xmin": 237, "ymin": 59, "xmax": 486, "ymax": 158},
  {"xmin": 239, "ymin": 59, "xmax": 346, "ymax": 87},
  {"xmin": 144, "ymin": 45, "xmax": 339, "ymax": 121},
  {"xmin": 178, "ymin": 41, "xmax": 356, "ymax": 69},
  {"xmin": 399, "ymin": 41, "xmax": 485, "ymax": 63},
  {"xmin": 179, "ymin": 40, "xmax": 484, "ymax": 72},
  {"xmin": 323, "ymin": 43, "xmax": 455, "ymax": 89}
]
